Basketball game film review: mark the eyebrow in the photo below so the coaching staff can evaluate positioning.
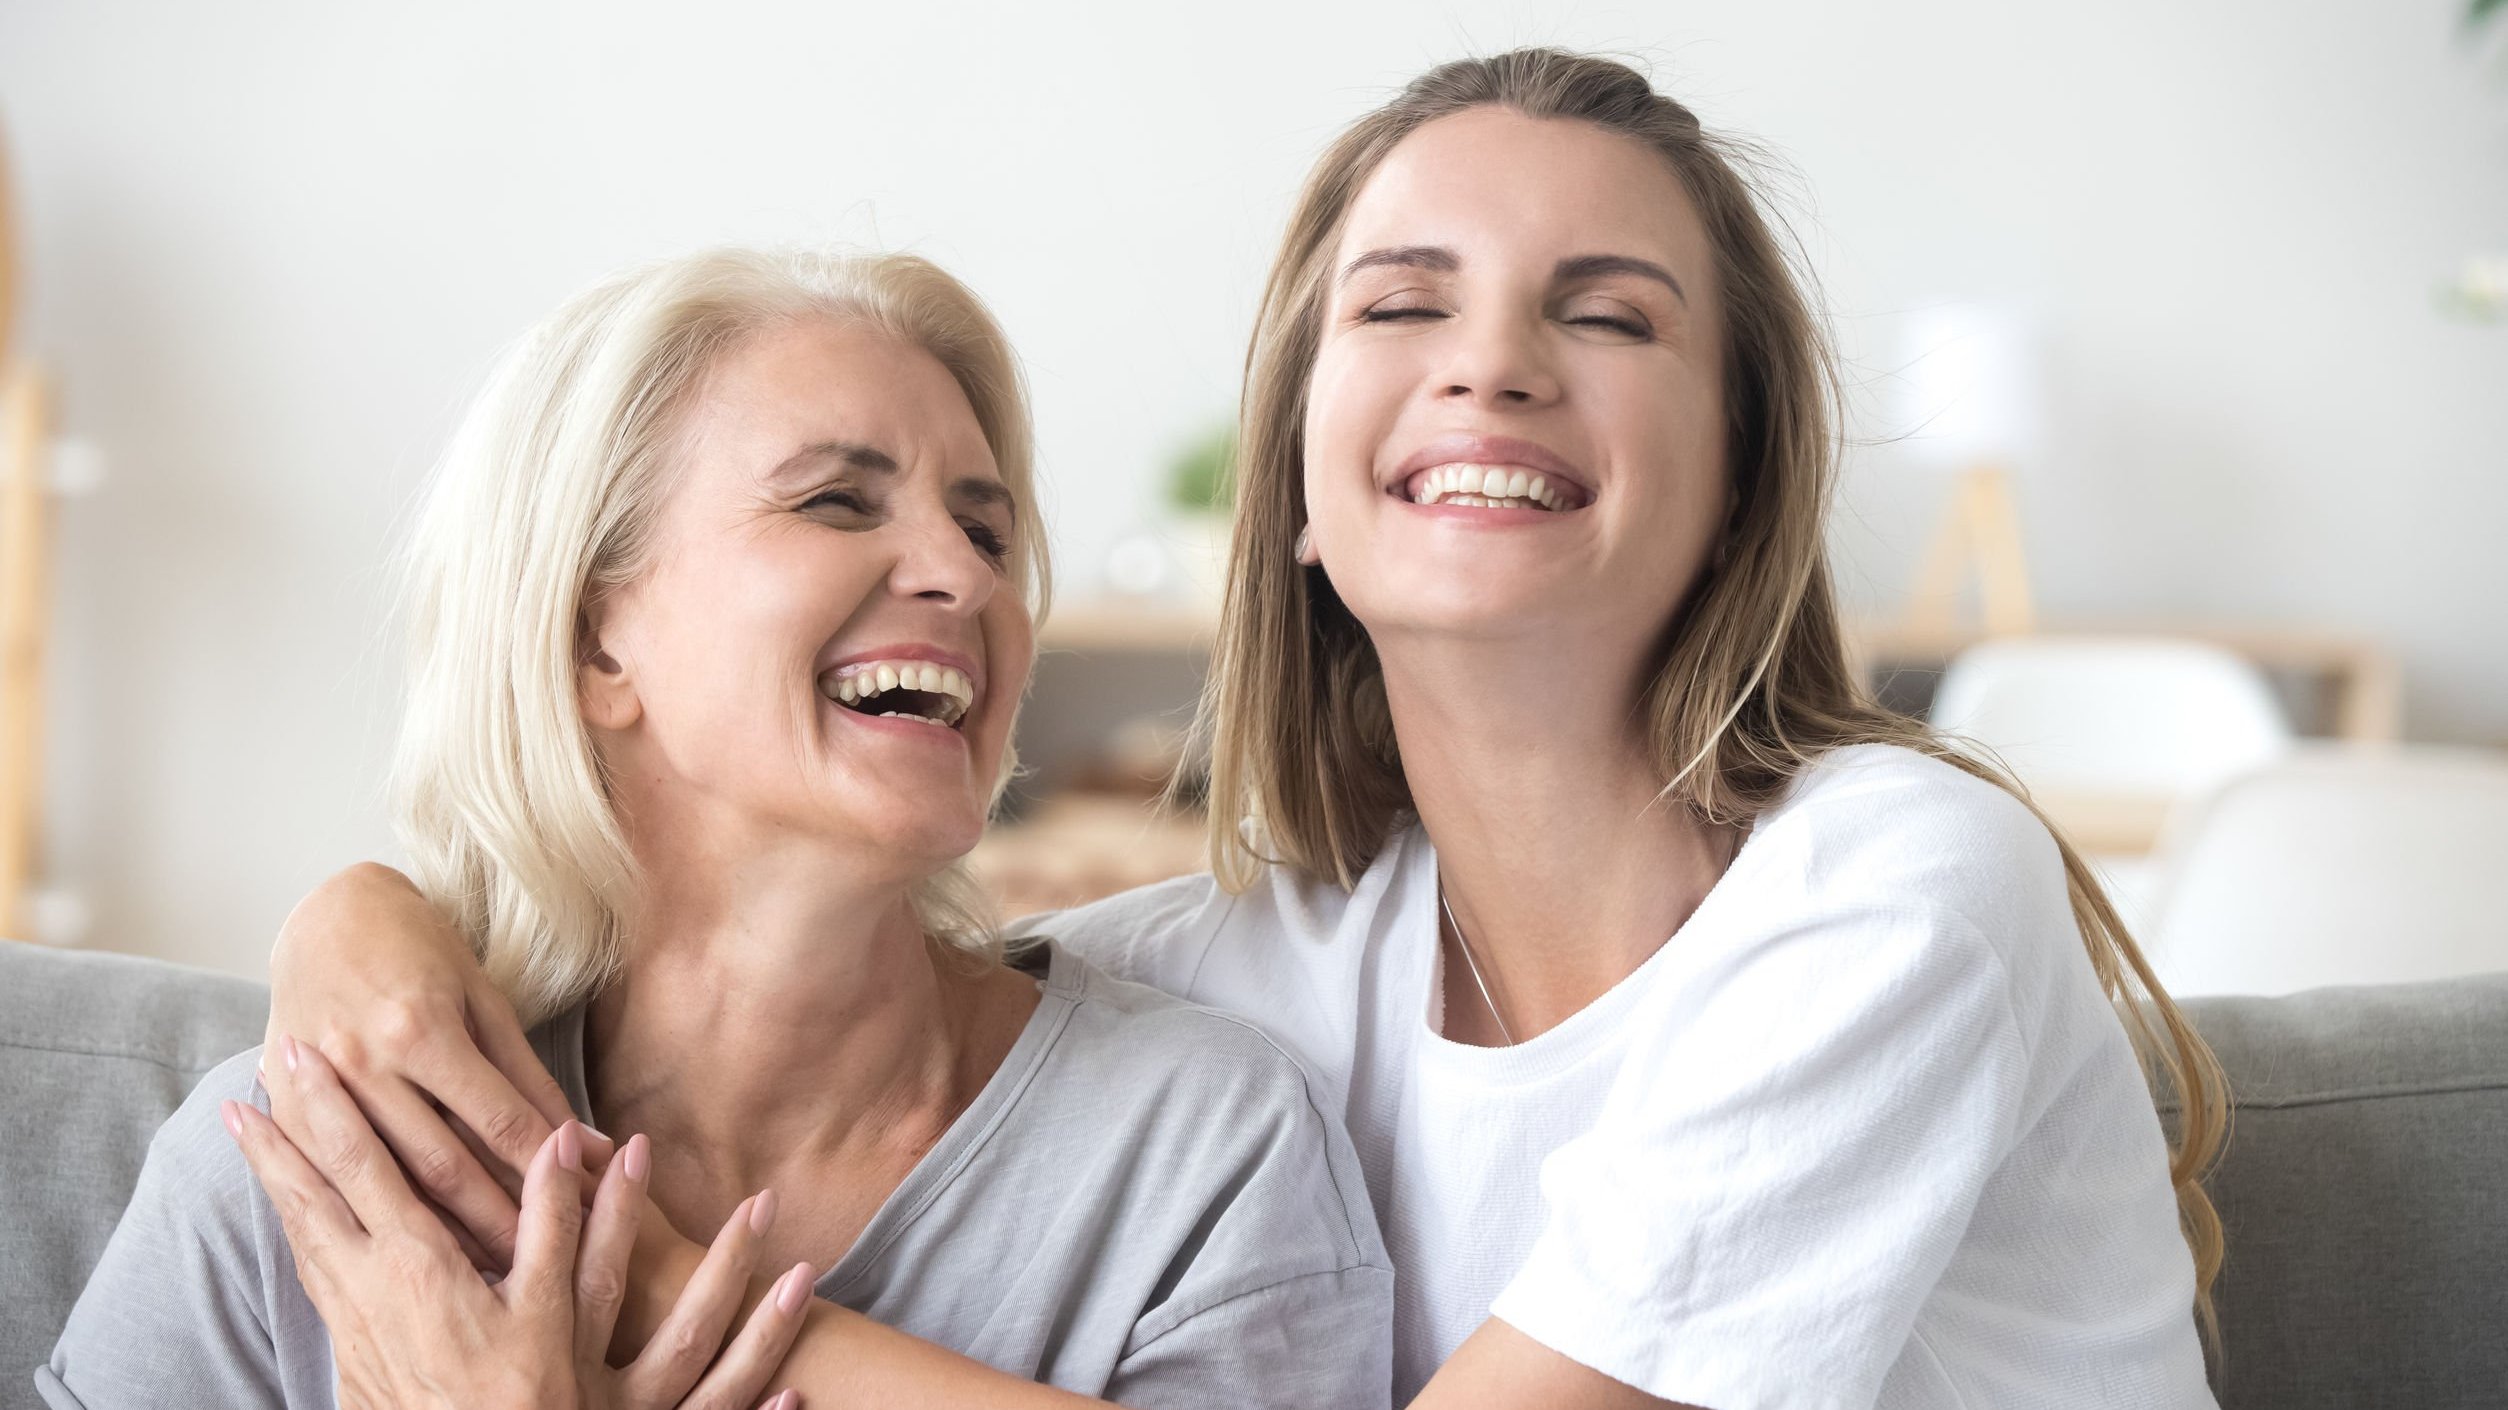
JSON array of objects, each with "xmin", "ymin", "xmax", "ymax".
[
  {"xmin": 1338, "ymin": 245, "xmax": 1688, "ymax": 306},
  {"xmin": 1554, "ymin": 254, "xmax": 1687, "ymax": 305},
  {"xmin": 772, "ymin": 439, "xmax": 898, "ymax": 480},
  {"xmin": 772, "ymin": 439, "xmax": 1016, "ymax": 519},
  {"xmin": 1337, "ymin": 245, "xmax": 1461, "ymax": 283}
]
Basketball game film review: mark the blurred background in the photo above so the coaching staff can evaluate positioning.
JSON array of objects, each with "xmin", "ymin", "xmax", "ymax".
[{"xmin": 1, "ymin": 0, "xmax": 2503, "ymax": 996}]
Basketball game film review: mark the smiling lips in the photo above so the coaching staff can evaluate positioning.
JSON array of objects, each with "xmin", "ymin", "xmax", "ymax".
[
  {"xmin": 818, "ymin": 659, "xmax": 976, "ymax": 729},
  {"xmin": 1404, "ymin": 463, "xmax": 1574, "ymax": 512}
]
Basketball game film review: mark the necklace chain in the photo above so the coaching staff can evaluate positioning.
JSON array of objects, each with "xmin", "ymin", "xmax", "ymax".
[{"xmin": 1438, "ymin": 876, "xmax": 1517, "ymax": 1046}]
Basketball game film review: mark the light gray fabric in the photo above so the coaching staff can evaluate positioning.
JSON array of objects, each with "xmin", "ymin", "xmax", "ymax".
[
  {"xmin": 38, "ymin": 942, "xmax": 1394, "ymax": 1409},
  {"xmin": 2167, "ymin": 972, "xmax": 2508, "ymax": 1410},
  {"xmin": 0, "ymin": 940, "xmax": 269, "ymax": 1410}
]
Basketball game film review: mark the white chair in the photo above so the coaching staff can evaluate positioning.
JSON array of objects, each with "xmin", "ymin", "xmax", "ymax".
[
  {"xmin": 2146, "ymin": 746, "xmax": 2508, "ymax": 996},
  {"xmin": 1929, "ymin": 636, "xmax": 2295, "ymax": 797},
  {"xmin": 1928, "ymin": 636, "xmax": 2298, "ymax": 933}
]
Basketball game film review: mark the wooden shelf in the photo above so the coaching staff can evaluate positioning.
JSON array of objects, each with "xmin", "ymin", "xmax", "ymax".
[{"xmin": 1037, "ymin": 598, "xmax": 1218, "ymax": 652}]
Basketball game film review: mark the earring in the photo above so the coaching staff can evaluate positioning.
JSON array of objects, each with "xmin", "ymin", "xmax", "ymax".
[{"xmin": 1293, "ymin": 526, "xmax": 1314, "ymax": 564}]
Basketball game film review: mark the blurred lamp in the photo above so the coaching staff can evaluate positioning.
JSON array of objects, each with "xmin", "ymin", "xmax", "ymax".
[{"xmin": 1894, "ymin": 303, "xmax": 2039, "ymax": 636}]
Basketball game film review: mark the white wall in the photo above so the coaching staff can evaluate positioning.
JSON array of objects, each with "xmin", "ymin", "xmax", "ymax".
[{"xmin": 3, "ymin": 0, "xmax": 2504, "ymax": 976}]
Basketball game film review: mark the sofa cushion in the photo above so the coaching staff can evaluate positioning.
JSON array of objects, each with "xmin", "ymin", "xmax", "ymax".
[
  {"xmin": 2172, "ymin": 972, "xmax": 2508, "ymax": 1409},
  {"xmin": 0, "ymin": 940, "xmax": 267, "ymax": 1408}
]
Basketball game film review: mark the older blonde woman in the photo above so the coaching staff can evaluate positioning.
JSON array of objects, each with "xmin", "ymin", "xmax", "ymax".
[
  {"xmin": 226, "ymin": 48, "xmax": 2225, "ymax": 1410},
  {"xmin": 39, "ymin": 249, "xmax": 1392, "ymax": 1409}
]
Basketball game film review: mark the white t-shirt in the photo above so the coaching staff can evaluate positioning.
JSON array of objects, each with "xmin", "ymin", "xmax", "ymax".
[{"xmin": 1012, "ymin": 743, "xmax": 2214, "ymax": 1409}]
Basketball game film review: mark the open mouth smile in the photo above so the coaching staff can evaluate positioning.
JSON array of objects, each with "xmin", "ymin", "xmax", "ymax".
[
  {"xmin": 818, "ymin": 659, "xmax": 976, "ymax": 730},
  {"xmin": 1398, "ymin": 463, "xmax": 1586, "ymax": 512}
]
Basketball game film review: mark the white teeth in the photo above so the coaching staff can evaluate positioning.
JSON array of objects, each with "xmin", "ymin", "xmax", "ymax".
[
  {"xmin": 819, "ymin": 659, "xmax": 978, "ymax": 727},
  {"xmin": 1406, "ymin": 463, "xmax": 1575, "ymax": 513}
]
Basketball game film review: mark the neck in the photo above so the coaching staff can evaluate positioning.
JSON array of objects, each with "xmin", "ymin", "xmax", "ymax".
[
  {"xmin": 583, "ymin": 817, "xmax": 1027, "ymax": 1226},
  {"xmin": 1377, "ymin": 629, "xmax": 1741, "ymax": 1044}
]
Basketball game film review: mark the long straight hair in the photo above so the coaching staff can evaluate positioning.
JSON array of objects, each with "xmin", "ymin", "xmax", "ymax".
[{"xmin": 1192, "ymin": 49, "xmax": 2229, "ymax": 1335}]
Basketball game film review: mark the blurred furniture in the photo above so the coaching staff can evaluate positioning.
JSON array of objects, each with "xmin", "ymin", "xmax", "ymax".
[
  {"xmin": 9, "ymin": 937, "xmax": 2506, "ymax": 1407},
  {"xmin": 2146, "ymin": 746, "xmax": 2508, "ymax": 997},
  {"xmin": 1930, "ymin": 635, "xmax": 2295, "ymax": 828},
  {"xmin": 968, "ymin": 794, "xmax": 1204, "ymax": 919},
  {"xmin": 1892, "ymin": 303, "xmax": 2042, "ymax": 637},
  {"xmin": 1, "ymin": 939, "xmax": 268, "ymax": 1406},
  {"xmin": 1859, "ymin": 621, "xmax": 2401, "ymax": 745},
  {"xmin": 0, "ymin": 120, "xmax": 56, "ymax": 942}
]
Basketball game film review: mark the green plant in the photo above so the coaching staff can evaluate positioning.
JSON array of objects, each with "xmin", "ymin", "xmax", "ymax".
[{"xmin": 1165, "ymin": 422, "xmax": 1236, "ymax": 515}]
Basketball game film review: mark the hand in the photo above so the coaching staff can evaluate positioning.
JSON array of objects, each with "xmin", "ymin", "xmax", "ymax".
[
  {"xmin": 266, "ymin": 862, "xmax": 605, "ymax": 1269},
  {"xmin": 231, "ymin": 1035, "xmax": 812, "ymax": 1410}
]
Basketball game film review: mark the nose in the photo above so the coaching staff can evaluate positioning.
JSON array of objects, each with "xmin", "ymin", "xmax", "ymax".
[
  {"xmin": 1431, "ymin": 309, "xmax": 1561, "ymax": 409},
  {"xmin": 885, "ymin": 505, "xmax": 997, "ymax": 613}
]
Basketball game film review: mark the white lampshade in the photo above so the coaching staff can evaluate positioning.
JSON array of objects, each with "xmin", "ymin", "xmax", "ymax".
[{"xmin": 1894, "ymin": 303, "xmax": 2040, "ymax": 473}]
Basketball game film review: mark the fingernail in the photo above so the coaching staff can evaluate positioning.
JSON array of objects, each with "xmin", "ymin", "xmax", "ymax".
[
  {"xmin": 771, "ymin": 1390, "xmax": 797, "ymax": 1410},
  {"xmin": 220, "ymin": 1100, "xmax": 244, "ymax": 1140},
  {"xmin": 750, "ymin": 1187, "xmax": 777, "ymax": 1235},
  {"xmin": 620, "ymin": 1132, "xmax": 648, "ymax": 1182},
  {"xmin": 776, "ymin": 1262, "xmax": 813, "ymax": 1316},
  {"xmin": 580, "ymin": 1124, "xmax": 614, "ymax": 1151},
  {"xmin": 556, "ymin": 1121, "xmax": 582, "ymax": 1171},
  {"xmin": 280, "ymin": 1035, "xmax": 301, "ymax": 1074}
]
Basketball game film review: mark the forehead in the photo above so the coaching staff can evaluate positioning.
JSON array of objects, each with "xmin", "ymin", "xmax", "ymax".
[
  {"xmin": 683, "ymin": 318, "xmax": 1001, "ymax": 486},
  {"xmin": 1337, "ymin": 108, "xmax": 1713, "ymax": 288}
]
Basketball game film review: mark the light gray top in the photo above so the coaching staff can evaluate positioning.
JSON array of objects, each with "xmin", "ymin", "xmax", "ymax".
[{"xmin": 40, "ymin": 942, "xmax": 1393, "ymax": 1409}]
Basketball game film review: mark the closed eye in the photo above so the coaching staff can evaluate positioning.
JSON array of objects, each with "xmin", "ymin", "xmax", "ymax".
[
  {"xmin": 1358, "ymin": 307, "xmax": 1448, "ymax": 324},
  {"xmin": 803, "ymin": 488, "xmax": 872, "ymax": 514},
  {"xmin": 1568, "ymin": 313, "xmax": 1652, "ymax": 338},
  {"xmin": 961, "ymin": 520, "xmax": 1011, "ymax": 563}
]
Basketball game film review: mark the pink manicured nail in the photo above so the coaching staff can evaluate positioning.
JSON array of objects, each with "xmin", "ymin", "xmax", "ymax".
[
  {"xmin": 556, "ymin": 1121, "xmax": 582, "ymax": 1171},
  {"xmin": 776, "ymin": 1262, "xmax": 813, "ymax": 1316},
  {"xmin": 280, "ymin": 1035, "xmax": 301, "ymax": 1073},
  {"xmin": 620, "ymin": 1132, "xmax": 649, "ymax": 1182},
  {"xmin": 219, "ymin": 1100, "xmax": 244, "ymax": 1140},
  {"xmin": 773, "ymin": 1389, "xmax": 798, "ymax": 1410},
  {"xmin": 750, "ymin": 1188, "xmax": 777, "ymax": 1235}
]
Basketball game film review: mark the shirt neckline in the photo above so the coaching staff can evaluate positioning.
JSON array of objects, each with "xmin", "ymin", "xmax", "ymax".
[
  {"xmin": 1404, "ymin": 792, "xmax": 1778, "ymax": 1083},
  {"xmin": 541, "ymin": 942, "xmax": 1082, "ymax": 1297}
]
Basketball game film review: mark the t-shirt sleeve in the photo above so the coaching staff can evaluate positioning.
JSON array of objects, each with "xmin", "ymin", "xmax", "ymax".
[
  {"xmin": 1108, "ymin": 1265, "xmax": 1395, "ymax": 1410},
  {"xmin": 40, "ymin": 1051, "xmax": 296, "ymax": 1410},
  {"xmin": 1004, "ymin": 871, "xmax": 1232, "ymax": 996},
  {"xmin": 1100, "ymin": 1012, "xmax": 1394, "ymax": 1409},
  {"xmin": 1488, "ymin": 900, "xmax": 2032, "ymax": 1410}
]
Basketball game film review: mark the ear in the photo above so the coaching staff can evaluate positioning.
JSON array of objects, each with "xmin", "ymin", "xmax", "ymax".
[{"xmin": 577, "ymin": 600, "xmax": 643, "ymax": 733}]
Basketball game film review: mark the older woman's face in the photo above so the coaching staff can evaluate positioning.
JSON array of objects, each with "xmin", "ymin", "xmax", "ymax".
[
  {"xmin": 582, "ymin": 318, "xmax": 1032, "ymax": 874},
  {"xmin": 1302, "ymin": 108, "xmax": 1729, "ymax": 682}
]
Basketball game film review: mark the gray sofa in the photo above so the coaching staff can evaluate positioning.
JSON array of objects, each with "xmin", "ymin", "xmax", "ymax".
[{"xmin": 3, "ymin": 938, "xmax": 2503, "ymax": 1408}]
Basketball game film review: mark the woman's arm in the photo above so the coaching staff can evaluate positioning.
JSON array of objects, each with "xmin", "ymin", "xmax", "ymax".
[{"xmin": 266, "ymin": 863, "xmax": 599, "ymax": 1268}]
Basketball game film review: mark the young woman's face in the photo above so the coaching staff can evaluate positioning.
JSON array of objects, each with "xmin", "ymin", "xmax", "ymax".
[
  {"xmin": 1304, "ymin": 107, "xmax": 1729, "ymax": 673},
  {"xmin": 583, "ymin": 319, "xmax": 1032, "ymax": 872}
]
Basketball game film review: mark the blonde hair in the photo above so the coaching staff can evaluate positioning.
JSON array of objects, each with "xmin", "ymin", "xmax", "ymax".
[
  {"xmin": 393, "ymin": 247, "xmax": 1048, "ymax": 1028},
  {"xmin": 1196, "ymin": 49, "xmax": 2230, "ymax": 1337}
]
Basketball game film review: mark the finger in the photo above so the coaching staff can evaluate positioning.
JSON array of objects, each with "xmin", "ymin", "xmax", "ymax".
[
  {"xmin": 411, "ymin": 1178, "xmax": 504, "ymax": 1276},
  {"xmin": 679, "ymin": 1262, "xmax": 814, "ymax": 1410},
  {"xmin": 272, "ymin": 1036, "xmax": 460, "ymax": 1252},
  {"xmin": 225, "ymin": 1098, "xmax": 368, "ymax": 1254},
  {"xmin": 410, "ymin": 1025, "xmax": 572, "ymax": 1186},
  {"xmin": 463, "ymin": 972, "xmax": 608, "ymax": 1161},
  {"xmin": 343, "ymin": 1075, "xmax": 525, "ymax": 1268},
  {"xmin": 621, "ymin": 1190, "xmax": 777, "ymax": 1407},
  {"xmin": 573, "ymin": 1132, "xmax": 651, "ymax": 1371},
  {"xmin": 507, "ymin": 1121, "xmax": 587, "ymax": 1309}
]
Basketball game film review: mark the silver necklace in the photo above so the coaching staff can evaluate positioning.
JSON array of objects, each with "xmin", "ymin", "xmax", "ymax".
[{"xmin": 1437, "ymin": 877, "xmax": 1517, "ymax": 1046}]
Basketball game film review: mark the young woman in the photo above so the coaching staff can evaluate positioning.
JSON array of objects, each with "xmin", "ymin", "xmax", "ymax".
[
  {"xmin": 40, "ymin": 250, "xmax": 1391, "ymax": 1409},
  {"xmin": 238, "ymin": 49, "xmax": 2228, "ymax": 1409}
]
